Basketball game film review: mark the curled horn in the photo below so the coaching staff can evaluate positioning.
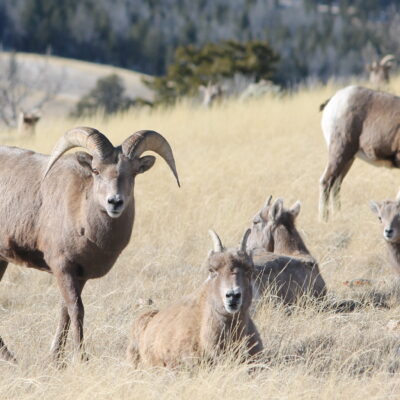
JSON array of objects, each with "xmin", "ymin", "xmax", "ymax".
[
  {"xmin": 240, "ymin": 229, "xmax": 251, "ymax": 252},
  {"xmin": 208, "ymin": 229, "xmax": 223, "ymax": 253},
  {"xmin": 380, "ymin": 54, "xmax": 395, "ymax": 66},
  {"xmin": 122, "ymin": 130, "xmax": 180, "ymax": 187},
  {"xmin": 44, "ymin": 127, "xmax": 114, "ymax": 177}
]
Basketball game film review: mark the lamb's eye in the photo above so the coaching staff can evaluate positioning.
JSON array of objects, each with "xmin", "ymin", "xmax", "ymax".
[{"xmin": 92, "ymin": 168, "xmax": 99, "ymax": 175}]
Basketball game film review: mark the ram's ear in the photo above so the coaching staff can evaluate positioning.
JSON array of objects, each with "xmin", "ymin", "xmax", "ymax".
[
  {"xmin": 137, "ymin": 155, "xmax": 156, "ymax": 174},
  {"xmin": 76, "ymin": 152, "xmax": 93, "ymax": 171}
]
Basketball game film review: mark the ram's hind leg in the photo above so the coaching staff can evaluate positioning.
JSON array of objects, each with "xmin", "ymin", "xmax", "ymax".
[
  {"xmin": 320, "ymin": 152, "xmax": 356, "ymax": 221},
  {"xmin": 0, "ymin": 260, "xmax": 16, "ymax": 362},
  {"xmin": 330, "ymin": 158, "xmax": 355, "ymax": 213}
]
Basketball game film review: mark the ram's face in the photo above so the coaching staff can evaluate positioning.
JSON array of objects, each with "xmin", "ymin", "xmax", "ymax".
[{"xmin": 77, "ymin": 152, "xmax": 156, "ymax": 218}]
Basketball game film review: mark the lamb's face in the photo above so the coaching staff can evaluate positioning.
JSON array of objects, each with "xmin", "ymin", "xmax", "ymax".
[
  {"xmin": 370, "ymin": 200, "xmax": 400, "ymax": 243},
  {"xmin": 207, "ymin": 252, "xmax": 253, "ymax": 315},
  {"xmin": 247, "ymin": 198, "xmax": 301, "ymax": 252}
]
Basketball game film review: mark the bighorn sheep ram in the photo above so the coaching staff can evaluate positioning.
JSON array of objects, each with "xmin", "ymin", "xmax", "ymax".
[
  {"xmin": 17, "ymin": 110, "xmax": 41, "ymax": 136},
  {"xmin": 370, "ymin": 196, "xmax": 400, "ymax": 274},
  {"xmin": 367, "ymin": 55, "xmax": 396, "ymax": 86},
  {"xmin": 127, "ymin": 230, "xmax": 263, "ymax": 367},
  {"xmin": 247, "ymin": 197, "xmax": 327, "ymax": 304},
  {"xmin": 0, "ymin": 127, "xmax": 179, "ymax": 363},
  {"xmin": 319, "ymin": 85, "xmax": 400, "ymax": 221}
]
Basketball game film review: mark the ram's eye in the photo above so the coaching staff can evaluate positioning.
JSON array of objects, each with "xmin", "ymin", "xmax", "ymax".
[{"xmin": 92, "ymin": 168, "xmax": 99, "ymax": 175}]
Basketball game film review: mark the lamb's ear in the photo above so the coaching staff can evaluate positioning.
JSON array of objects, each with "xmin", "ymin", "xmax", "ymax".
[
  {"xmin": 369, "ymin": 201, "xmax": 381, "ymax": 216},
  {"xmin": 253, "ymin": 212, "xmax": 263, "ymax": 224},
  {"xmin": 76, "ymin": 151, "xmax": 93, "ymax": 171},
  {"xmin": 290, "ymin": 201, "xmax": 301, "ymax": 219},
  {"xmin": 206, "ymin": 257, "xmax": 219, "ymax": 277},
  {"xmin": 269, "ymin": 198, "xmax": 283, "ymax": 222}
]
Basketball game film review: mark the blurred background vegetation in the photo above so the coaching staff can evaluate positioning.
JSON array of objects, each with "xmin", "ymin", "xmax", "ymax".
[{"xmin": 0, "ymin": 0, "xmax": 399, "ymax": 85}]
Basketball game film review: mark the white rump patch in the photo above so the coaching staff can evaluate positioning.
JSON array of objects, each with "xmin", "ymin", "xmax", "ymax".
[{"xmin": 321, "ymin": 86, "xmax": 359, "ymax": 148}]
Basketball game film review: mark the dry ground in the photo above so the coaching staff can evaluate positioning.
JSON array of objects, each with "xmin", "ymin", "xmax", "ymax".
[{"xmin": 1, "ymin": 80, "xmax": 400, "ymax": 399}]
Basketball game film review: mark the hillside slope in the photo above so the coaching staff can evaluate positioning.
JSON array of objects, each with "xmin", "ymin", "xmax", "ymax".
[{"xmin": 0, "ymin": 52, "xmax": 153, "ymax": 118}]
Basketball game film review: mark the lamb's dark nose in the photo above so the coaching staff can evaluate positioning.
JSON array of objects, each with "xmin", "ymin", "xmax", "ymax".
[
  {"xmin": 385, "ymin": 228, "xmax": 393, "ymax": 238},
  {"xmin": 226, "ymin": 292, "xmax": 241, "ymax": 300},
  {"xmin": 226, "ymin": 292, "xmax": 241, "ymax": 308},
  {"xmin": 108, "ymin": 195, "xmax": 124, "ymax": 208}
]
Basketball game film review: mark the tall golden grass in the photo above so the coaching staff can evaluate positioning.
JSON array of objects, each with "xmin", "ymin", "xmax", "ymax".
[{"xmin": 1, "ymin": 80, "xmax": 400, "ymax": 399}]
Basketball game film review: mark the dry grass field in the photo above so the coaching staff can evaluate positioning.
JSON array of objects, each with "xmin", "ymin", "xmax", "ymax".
[{"xmin": 2, "ymin": 79, "xmax": 400, "ymax": 399}]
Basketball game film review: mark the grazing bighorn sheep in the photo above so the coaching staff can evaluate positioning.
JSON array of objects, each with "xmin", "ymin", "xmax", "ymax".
[
  {"xmin": 319, "ymin": 85, "xmax": 400, "ymax": 221},
  {"xmin": 247, "ymin": 196, "xmax": 327, "ymax": 303},
  {"xmin": 127, "ymin": 230, "xmax": 263, "ymax": 367},
  {"xmin": 17, "ymin": 110, "xmax": 41, "ymax": 136},
  {"xmin": 367, "ymin": 55, "xmax": 396, "ymax": 86},
  {"xmin": 199, "ymin": 82, "xmax": 223, "ymax": 107},
  {"xmin": 0, "ymin": 127, "xmax": 179, "ymax": 363},
  {"xmin": 370, "ymin": 196, "xmax": 400, "ymax": 274}
]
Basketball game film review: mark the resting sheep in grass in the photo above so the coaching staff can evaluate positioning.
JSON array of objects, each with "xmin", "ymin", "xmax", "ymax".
[
  {"xmin": 319, "ymin": 86, "xmax": 400, "ymax": 221},
  {"xmin": 127, "ymin": 230, "xmax": 263, "ymax": 367},
  {"xmin": 0, "ymin": 127, "xmax": 179, "ymax": 363},
  {"xmin": 247, "ymin": 196, "xmax": 327, "ymax": 304}
]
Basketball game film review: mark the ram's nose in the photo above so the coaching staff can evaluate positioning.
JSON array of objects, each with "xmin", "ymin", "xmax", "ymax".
[
  {"xmin": 107, "ymin": 194, "xmax": 124, "ymax": 208},
  {"xmin": 106, "ymin": 194, "xmax": 124, "ymax": 218}
]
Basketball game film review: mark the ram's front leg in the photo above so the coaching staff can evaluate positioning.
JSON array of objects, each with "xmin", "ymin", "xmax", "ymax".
[
  {"xmin": 50, "ymin": 301, "xmax": 70, "ymax": 362},
  {"xmin": 53, "ymin": 265, "xmax": 87, "ymax": 361}
]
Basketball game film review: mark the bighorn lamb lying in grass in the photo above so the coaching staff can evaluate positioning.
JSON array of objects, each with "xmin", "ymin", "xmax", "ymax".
[
  {"xmin": 370, "ymin": 196, "xmax": 400, "ymax": 274},
  {"xmin": 247, "ymin": 196, "xmax": 327, "ymax": 304},
  {"xmin": 0, "ymin": 127, "xmax": 179, "ymax": 363},
  {"xmin": 127, "ymin": 230, "xmax": 263, "ymax": 367},
  {"xmin": 319, "ymin": 86, "xmax": 400, "ymax": 221}
]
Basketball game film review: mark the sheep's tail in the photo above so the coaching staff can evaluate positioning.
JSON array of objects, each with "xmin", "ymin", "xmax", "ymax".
[{"xmin": 319, "ymin": 98, "xmax": 331, "ymax": 112}]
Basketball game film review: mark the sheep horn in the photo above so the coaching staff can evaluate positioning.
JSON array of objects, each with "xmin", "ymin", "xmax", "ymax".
[
  {"xmin": 380, "ymin": 54, "xmax": 395, "ymax": 66},
  {"xmin": 259, "ymin": 195, "xmax": 273, "ymax": 221},
  {"xmin": 44, "ymin": 127, "xmax": 114, "ymax": 177},
  {"xmin": 122, "ymin": 130, "xmax": 180, "ymax": 187},
  {"xmin": 240, "ymin": 229, "xmax": 251, "ymax": 252},
  {"xmin": 208, "ymin": 230, "xmax": 223, "ymax": 253}
]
